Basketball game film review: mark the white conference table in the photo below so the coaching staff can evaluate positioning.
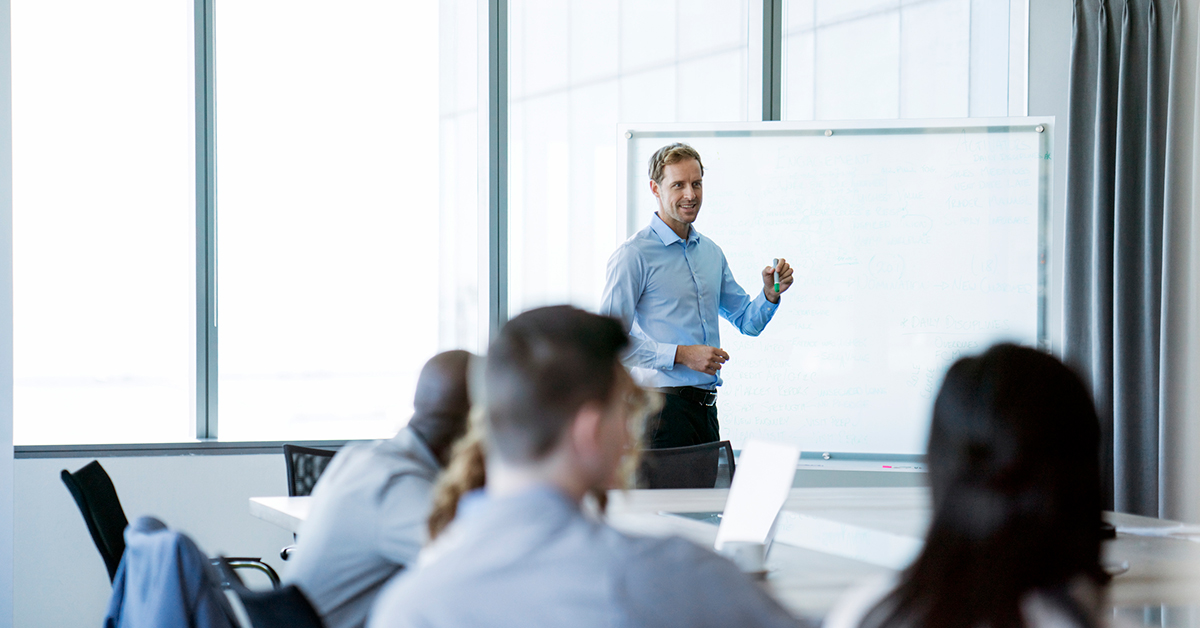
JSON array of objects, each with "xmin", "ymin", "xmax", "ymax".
[{"xmin": 251, "ymin": 487, "xmax": 1200, "ymax": 621}]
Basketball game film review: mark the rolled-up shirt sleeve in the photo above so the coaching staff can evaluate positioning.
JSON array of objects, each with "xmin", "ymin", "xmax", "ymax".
[
  {"xmin": 718, "ymin": 252, "xmax": 778, "ymax": 336},
  {"xmin": 600, "ymin": 245, "xmax": 677, "ymax": 371}
]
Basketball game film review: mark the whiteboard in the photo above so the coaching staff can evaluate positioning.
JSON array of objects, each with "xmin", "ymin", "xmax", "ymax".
[{"xmin": 618, "ymin": 119, "xmax": 1051, "ymax": 456}]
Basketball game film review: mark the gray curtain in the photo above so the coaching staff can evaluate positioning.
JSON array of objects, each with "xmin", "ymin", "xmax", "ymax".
[{"xmin": 1064, "ymin": 0, "xmax": 1180, "ymax": 515}]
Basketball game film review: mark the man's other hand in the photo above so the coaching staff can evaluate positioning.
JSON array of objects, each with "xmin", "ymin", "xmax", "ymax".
[
  {"xmin": 675, "ymin": 345, "xmax": 730, "ymax": 375},
  {"xmin": 762, "ymin": 258, "xmax": 794, "ymax": 303}
]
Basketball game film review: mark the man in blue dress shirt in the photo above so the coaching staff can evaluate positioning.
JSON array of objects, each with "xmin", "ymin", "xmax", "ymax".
[
  {"xmin": 601, "ymin": 143, "xmax": 794, "ymax": 448},
  {"xmin": 367, "ymin": 306, "xmax": 807, "ymax": 628}
]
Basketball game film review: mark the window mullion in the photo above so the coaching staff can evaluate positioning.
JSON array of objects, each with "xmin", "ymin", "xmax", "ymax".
[
  {"xmin": 488, "ymin": 0, "xmax": 508, "ymax": 342},
  {"xmin": 194, "ymin": 0, "xmax": 217, "ymax": 440},
  {"xmin": 762, "ymin": 0, "xmax": 782, "ymax": 121}
]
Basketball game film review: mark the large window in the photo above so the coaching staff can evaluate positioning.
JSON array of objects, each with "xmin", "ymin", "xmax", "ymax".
[
  {"xmin": 507, "ymin": 0, "xmax": 754, "ymax": 316},
  {"xmin": 12, "ymin": 0, "xmax": 197, "ymax": 445},
  {"xmin": 13, "ymin": 0, "xmax": 481, "ymax": 444},
  {"xmin": 214, "ymin": 0, "xmax": 471, "ymax": 441},
  {"xmin": 507, "ymin": 0, "xmax": 1027, "ymax": 317},
  {"xmin": 11, "ymin": 0, "xmax": 1028, "ymax": 446},
  {"xmin": 782, "ymin": 0, "xmax": 1027, "ymax": 120}
]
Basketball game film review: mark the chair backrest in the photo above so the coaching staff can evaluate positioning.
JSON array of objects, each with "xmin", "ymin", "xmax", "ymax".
[
  {"xmin": 283, "ymin": 445, "xmax": 337, "ymax": 497},
  {"xmin": 61, "ymin": 460, "xmax": 130, "ymax": 582},
  {"xmin": 638, "ymin": 441, "xmax": 737, "ymax": 489}
]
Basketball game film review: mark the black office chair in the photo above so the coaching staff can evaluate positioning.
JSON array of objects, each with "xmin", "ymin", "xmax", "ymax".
[
  {"xmin": 283, "ymin": 445, "xmax": 336, "ymax": 497},
  {"xmin": 215, "ymin": 558, "xmax": 325, "ymax": 628},
  {"xmin": 638, "ymin": 441, "xmax": 736, "ymax": 489},
  {"xmin": 60, "ymin": 460, "xmax": 128, "ymax": 581},
  {"xmin": 279, "ymin": 445, "xmax": 337, "ymax": 561},
  {"xmin": 61, "ymin": 460, "xmax": 281, "ymax": 587}
]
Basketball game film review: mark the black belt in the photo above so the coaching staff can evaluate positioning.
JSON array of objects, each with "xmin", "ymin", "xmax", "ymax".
[{"xmin": 656, "ymin": 386, "xmax": 717, "ymax": 407}]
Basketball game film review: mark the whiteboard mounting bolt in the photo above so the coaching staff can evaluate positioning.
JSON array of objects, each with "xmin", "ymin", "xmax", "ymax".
[
  {"xmin": 825, "ymin": 129, "xmax": 833, "ymax": 137},
  {"xmin": 1035, "ymin": 125, "xmax": 1045, "ymax": 133},
  {"xmin": 625, "ymin": 131, "xmax": 633, "ymax": 139},
  {"xmin": 822, "ymin": 452, "xmax": 831, "ymax": 460}
]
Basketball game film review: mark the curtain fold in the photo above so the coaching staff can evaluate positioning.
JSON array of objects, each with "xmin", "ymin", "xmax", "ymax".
[
  {"xmin": 1064, "ymin": 0, "xmax": 1196, "ymax": 517},
  {"xmin": 1159, "ymin": 1, "xmax": 1200, "ymax": 523}
]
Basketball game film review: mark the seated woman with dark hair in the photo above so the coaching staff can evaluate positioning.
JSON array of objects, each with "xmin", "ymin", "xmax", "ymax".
[{"xmin": 825, "ymin": 343, "xmax": 1110, "ymax": 628}]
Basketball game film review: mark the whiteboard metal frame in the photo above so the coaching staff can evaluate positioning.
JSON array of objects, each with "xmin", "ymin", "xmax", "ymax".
[{"xmin": 617, "ymin": 117, "xmax": 1054, "ymax": 463}]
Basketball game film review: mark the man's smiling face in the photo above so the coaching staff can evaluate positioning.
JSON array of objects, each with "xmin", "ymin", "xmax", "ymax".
[{"xmin": 652, "ymin": 158, "xmax": 703, "ymax": 230}]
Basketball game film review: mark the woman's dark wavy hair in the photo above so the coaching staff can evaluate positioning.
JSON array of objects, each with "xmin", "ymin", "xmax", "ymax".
[{"xmin": 860, "ymin": 344, "xmax": 1106, "ymax": 628}]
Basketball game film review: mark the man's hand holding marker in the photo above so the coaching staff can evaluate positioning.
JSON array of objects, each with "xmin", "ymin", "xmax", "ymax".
[
  {"xmin": 676, "ymin": 257, "xmax": 792, "ymax": 375},
  {"xmin": 763, "ymin": 258, "xmax": 793, "ymax": 304}
]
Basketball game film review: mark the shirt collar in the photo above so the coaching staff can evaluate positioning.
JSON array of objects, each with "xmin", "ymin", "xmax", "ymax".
[
  {"xmin": 650, "ymin": 212, "xmax": 699, "ymax": 247},
  {"xmin": 460, "ymin": 484, "xmax": 577, "ymax": 522},
  {"xmin": 456, "ymin": 487, "xmax": 489, "ymax": 520},
  {"xmin": 392, "ymin": 426, "xmax": 443, "ymax": 470}
]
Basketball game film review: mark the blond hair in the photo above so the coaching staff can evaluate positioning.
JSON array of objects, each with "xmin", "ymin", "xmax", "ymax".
[
  {"xmin": 648, "ymin": 143, "xmax": 704, "ymax": 185},
  {"xmin": 427, "ymin": 406, "xmax": 488, "ymax": 541}
]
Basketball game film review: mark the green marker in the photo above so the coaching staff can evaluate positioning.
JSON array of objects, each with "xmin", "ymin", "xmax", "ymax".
[{"xmin": 772, "ymin": 258, "xmax": 780, "ymax": 293}]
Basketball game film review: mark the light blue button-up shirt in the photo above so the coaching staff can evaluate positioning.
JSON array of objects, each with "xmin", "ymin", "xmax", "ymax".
[
  {"xmin": 368, "ymin": 486, "xmax": 807, "ymax": 628},
  {"xmin": 600, "ymin": 213, "xmax": 779, "ymax": 389}
]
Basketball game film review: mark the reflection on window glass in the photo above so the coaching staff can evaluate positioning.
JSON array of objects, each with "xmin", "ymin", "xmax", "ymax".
[
  {"xmin": 216, "ymin": 0, "xmax": 480, "ymax": 441},
  {"xmin": 12, "ymin": 0, "xmax": 196, "ymax": 445},
  {"xmin": 782, "ymin": 0, "xmax": 1019, "ymax": 121},
  {"xmin": 507, "ymin": 0, "xmax": 752, "ymax": 316}
]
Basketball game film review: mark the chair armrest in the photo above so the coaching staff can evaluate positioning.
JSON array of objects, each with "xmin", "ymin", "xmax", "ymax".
[{"xmin": 214, "ymin": 557, "xmax": 281, "ymax": 589}]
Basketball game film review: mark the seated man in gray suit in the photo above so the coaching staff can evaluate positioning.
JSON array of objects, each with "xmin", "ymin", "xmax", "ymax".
[
  {"xmin": 284, "ymin": 350, "xmax": 474, "ymax": 628},
  {"xmin": 368, "ymin": 306, "xmax": 806, "ymax": 628}
]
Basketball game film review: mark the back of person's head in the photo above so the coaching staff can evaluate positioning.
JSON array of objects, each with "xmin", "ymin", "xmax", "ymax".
[
  {"xmin": 862, "ymin": 343, "xmax": 1104, "ymax": 628},
  {"xmin": 407, "ymin": 350, "xmax": 475, "ymax": 466},
  {"xmin": 426, "ymin": 306, "xmax": 643, "ymax": 540},
  {"xmin": 485, "ymin": 305, "xmax": 630, "ymax": 464}
]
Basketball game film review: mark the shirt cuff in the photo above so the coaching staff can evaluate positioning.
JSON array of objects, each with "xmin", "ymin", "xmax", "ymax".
[
  {"xmin": 755, "ymin": 290, "xmax": 780, "ymax": 312},
  {"xmin": 656, "ymin": 343, "xmax": 678, "ymax": 371}
]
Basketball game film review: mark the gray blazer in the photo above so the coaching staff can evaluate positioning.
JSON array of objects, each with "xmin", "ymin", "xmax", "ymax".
[{"xmin": 284, "ymin": 428, "xmax": 441, "ymax": 628}]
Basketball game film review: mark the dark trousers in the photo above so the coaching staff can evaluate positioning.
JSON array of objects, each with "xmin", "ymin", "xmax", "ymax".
[{"xmin": 648, "ymin": 392, "xmax": 719, "ymax": 449}]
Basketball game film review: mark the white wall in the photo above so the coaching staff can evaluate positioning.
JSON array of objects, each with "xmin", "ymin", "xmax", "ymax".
[{"xmin": 15, "ymin": 454, "xmax": 294, "ymax": 628}]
